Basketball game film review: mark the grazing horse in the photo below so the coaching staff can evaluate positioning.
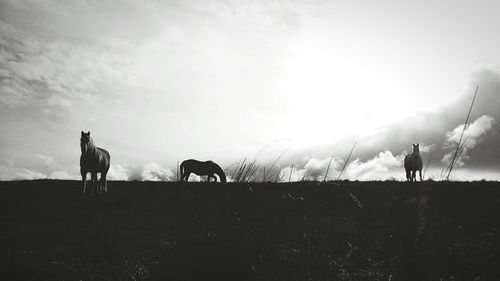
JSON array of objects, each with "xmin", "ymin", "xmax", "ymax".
[
  {"xmin": 80, "ymin": 131, "xmax": 110, "ymax": 195},
  {"xmin": 180, "ymin": 159, "xmax": 227, "ymax": 183},
  {"xmin": 404, "ymin": 143, "xmax": 423, "ymax": 182}
]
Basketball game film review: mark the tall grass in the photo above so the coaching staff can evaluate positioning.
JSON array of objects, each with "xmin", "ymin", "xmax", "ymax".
[
  {"xmin": 229, "ymin": 158, "xmax": 261, "ymax": 182},
  {"xmin": 263, "ymin": 148, "xmax": 290, "ymax": 182}
]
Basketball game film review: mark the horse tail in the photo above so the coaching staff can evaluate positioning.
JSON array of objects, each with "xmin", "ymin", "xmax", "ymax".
[
  {"xmin": 180, "ymin": 160, "xmax": 186, "ymax": 181},
  {"xmin": 103, "ymin": 149, "xmax": 111, "ymax": 171}
]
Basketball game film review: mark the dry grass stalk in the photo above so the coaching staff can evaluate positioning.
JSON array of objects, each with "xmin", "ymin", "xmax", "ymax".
[
  {"xmin": 423, "ymin": 154, "xmax": 432, "ymax": 180},
  {"xmin": 274, "ymin": 168, "xmax": 282, "ymax": 182},
  {"xmin": 442, "ymin": 136, "xmax": 469, "ymax": 180},
  {"xmin": 446, "ymin": 85, "xmax": 478, "ymax": 180},
  {"xmin": 323, "ymin": 154, "xmax": 334, "ymax": 182},
  {"xmin": 230, "ymin": 158, "xmax": 261, "ymax": 182},
  {"xmin": 301, "ymin": 168, "xmax": 311, "ymax": 182},
  {"xmin": 231, "ymin": 159, "xmax": 243, "ymax": 180},
  {"xmin": 337, "ymin": 142, "xmax": 357, "ymax": 181},
  {"xmin": 264, "ymin": 148, "xmax": 290, "ymax": 182}
]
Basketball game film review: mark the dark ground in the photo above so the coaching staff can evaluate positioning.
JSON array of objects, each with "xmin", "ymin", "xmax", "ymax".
[{"xmin": 1, "ymin": 180, "xmax": 499, "ymax": 281}]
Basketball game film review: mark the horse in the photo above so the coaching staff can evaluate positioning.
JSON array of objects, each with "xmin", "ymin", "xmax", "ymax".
[
  {"xmin": 180, "ymin": 159, "xmax": 227, "ymax": 183},
  {"xmin": 80, "ymin": 131, "xmax": 111, "ymax": 195},
  {"xmin": 404, "ymin": 143, "xmax": 423, "ymax": 182}
]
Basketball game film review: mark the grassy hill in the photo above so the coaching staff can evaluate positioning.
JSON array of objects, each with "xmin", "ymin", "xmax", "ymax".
[{"xmin": 1, "ymin": 180, "xmax": 499, "ymax": 281}]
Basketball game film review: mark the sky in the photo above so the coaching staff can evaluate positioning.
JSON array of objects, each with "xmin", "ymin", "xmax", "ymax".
[{"xmin": 0, "ymin": 0, "xmax": 499, "ymax": 181}]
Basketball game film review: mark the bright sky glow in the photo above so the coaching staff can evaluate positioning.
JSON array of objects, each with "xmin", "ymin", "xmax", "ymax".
[{"xmin": 1, "ymin": 0, "xmax": 499, "ymax": 180}]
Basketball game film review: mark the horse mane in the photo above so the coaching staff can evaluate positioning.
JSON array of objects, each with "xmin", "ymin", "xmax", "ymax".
[
  {"xmin": 87, "ymin": 138, "xmax": 97, "ymax": 153},
  {"xmin": 82, "ymin": 138, "xmax": 97, "ymax": 154}
]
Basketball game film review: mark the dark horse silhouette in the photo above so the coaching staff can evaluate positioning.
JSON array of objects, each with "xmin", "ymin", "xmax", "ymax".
[
  {"xmin": 404, "ymin": 143, "xmax": 423, "ymax": 182},
  {"xmin": 80, "ymin": 131, "xmax": 110, "ymax": 195},
  {"xmin": 180, "ymin": 159, "xmax": 227, "ymax": 183}
]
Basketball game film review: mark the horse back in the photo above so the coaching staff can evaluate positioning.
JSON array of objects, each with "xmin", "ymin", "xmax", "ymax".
[
  {"xmin": 182, "ymin": 159, "xmax": 220, "ymax": 174},
  {"xmin": 97, "ymin": 147, "xmax": 110, "ymax": 170}
]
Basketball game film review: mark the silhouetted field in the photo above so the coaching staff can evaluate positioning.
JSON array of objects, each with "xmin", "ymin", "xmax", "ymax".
[{"xmin": 1, "ymin": 180, "xmax": 499, "ymax": 281}]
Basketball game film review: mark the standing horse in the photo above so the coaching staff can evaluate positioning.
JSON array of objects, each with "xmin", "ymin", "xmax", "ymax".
[
  {"xmin": 180, "ymin": 159, "xmax": 227, "ymax": 183},
  {"xmin": 404, "ymin": 143, "xmax": 423, "ymax": 182},
  {"xmin": 80, "ymin": 131, "xmax": 111, "ymax": 195}
]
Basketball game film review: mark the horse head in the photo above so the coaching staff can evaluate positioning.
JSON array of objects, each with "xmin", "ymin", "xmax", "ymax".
[
  {"xmin": 218, "ymin": 172, "xmax": 227, "ymax": 183},
  {"xmin": 413, "ymin": 143, "xmax": 420, "ymax": 154},
  {"xmin": 212, "ymin": 162, "xmax": 227, "ymax": 183},
  {"xmin": 80, "ymin": 131, "xmax": 93, "ymax": 153}
]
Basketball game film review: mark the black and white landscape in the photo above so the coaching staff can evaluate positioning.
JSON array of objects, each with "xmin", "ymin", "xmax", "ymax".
[{"xmin": 1, "ymin": 1, "xmax": 500, "ymax": 280}]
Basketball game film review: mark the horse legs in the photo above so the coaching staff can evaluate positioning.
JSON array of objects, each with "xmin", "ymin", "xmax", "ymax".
[
  {"xmin": 91, "ymin": 173, "xmax": 98, "ymax": 197},
  {"xmin": 182, "ymin": 172, "xmax": 191, "ymax": 182},
  {"xmin": 411, "ymin": 170, "xmax": 416, "ymax": 182},
  {"xmin": 101, "ymin": 171, "xmax": 108, "ymax": 192},
  {"xmin": 81, "ymin": 171, "xmax": 87, "ymax": 193},
  {"xmin": 96, "ymin": 173, "xmax": 101, "ymax": 194},
  {"xmin": 419, "ymin": 169, "xmax": 423, "ymax": 181},
  {"xmin": 207, "ymin": 174, "xmax": 216, "ymax": 182},
  {"xmin": 405, "ymin": 169, "xmax": 411, "ymax": 182}
]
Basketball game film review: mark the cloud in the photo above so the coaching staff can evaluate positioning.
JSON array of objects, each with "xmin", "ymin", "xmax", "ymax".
[
  {"xmin": 35, "ymin": 154, "xmax": 55, "ymax": 166},
  {"xmin": 49, "ymin": 170, "xmax": 74, "ymax": 180},
  {"xmin": 277, "ymin": 151, "xmax": 407, "ymax": 181},
  {"xmin": 419, "ymin": 143, "xmax": 436, "ymax": 153},
  {"xmin": 302, "ymin": 157, "xmax": 341, "ymax": 180},
  {"xmin": 278, "ymin": 156, "xmax": 342, "ymax": 181},
  {"xmin": 444, "ymin": 115, "xmax": 495, "ymax": 147},
  {"xmin": 140, "ymin": 163, "xmax": 174, "ymax": 181},
  {"xmin": 15, "ymin": 168, "xmax": 47, "ymax": 180},
  {"xmin": 107, "ymin": 164, "xmax": 131, "ymax": 181},
  {"xmin": 0, "ymin": 20, "xmax": 133, "ymax": 109},
  {"xmin": 442, "ymin": 115, "xmax": 495, "ymax": 167},
  {"xmin": 278, "ymin": 165, "xmax": 305, "ymax": 182},
  {"xmin": 344, "ymin": 151, "xmax": 405, "ymax": 181}
]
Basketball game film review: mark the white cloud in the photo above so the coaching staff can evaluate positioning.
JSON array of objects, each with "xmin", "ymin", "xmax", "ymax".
[
  {"xmin": 419, "ymin": 143, "xmax": 435, "ymax": 153},
  {"xmin": 278, "ymin": 152, "xmax": 406, "ymax": 181},
  {"xmin": 15, "ymin": 169, "xmax": 47, "ymax": 180},
  {"xmin": 107, "ymin": 164, "xmax": 131, "ymax": 181},
  {"xmin": 140, "ymin": 163, "xmax": 174, "ymax": 181},
  {"xmin": 279, "ymin": 165, "xmax": 303, "ymax": 182},
  {"xmin": 344, "ymin": 151, "xmax": 405, "ymax": 181},
  {"xmin": 279, "ymin": 156, "xmax": 341, "ymax": 182},
  {"xmin": 442, "ymin": 115, "xmax": 495, "ymax": 167}
]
